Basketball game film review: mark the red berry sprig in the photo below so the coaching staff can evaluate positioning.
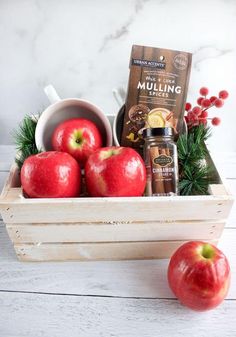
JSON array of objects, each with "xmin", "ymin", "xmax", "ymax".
[{"xmin": 185, "ymin": 87, "xmax": 229, "ymax": 128}]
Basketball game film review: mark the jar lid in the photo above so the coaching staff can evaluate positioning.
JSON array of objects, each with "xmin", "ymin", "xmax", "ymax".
[{"xmin": 142, "ymin": 127, "xmax": 173, "ymax": 138}]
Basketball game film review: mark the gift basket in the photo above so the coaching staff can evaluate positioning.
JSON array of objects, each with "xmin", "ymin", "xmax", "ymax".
[{"xmin": 0, "ymin": 45, "xmax": 234, "ymax": 261}]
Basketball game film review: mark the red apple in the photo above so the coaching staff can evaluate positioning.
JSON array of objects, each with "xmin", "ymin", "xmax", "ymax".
[
  {"xmin": 21, "ymin": 151, "xmax": 81, "ymax": 198},
  {"xmin": 52, "ymin": 118, "xmax": 102, "ymax": 167},
  {"xmin": 168, "ymin": 241, "xmax": 230, "ymax": 311},
  {"xmin": 85, "ymin": 146, "xmax": 146, "ymax": 197}
]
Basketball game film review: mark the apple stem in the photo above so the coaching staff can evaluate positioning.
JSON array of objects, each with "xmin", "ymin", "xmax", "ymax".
[{"xmin": 201, "ymin": 244, "xmax": 215, "ymax": 259}]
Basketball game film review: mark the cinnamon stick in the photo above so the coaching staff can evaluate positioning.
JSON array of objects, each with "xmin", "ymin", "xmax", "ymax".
[
  {"xmin": 160, "ymin": 147, "xmax": 174, "ymax": 195},
  {"xmin": 149, "ymin": 146, "xmax": 165, "ymax": 195}
]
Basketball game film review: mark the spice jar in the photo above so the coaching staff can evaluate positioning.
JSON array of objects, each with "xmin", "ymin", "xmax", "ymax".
[{"xmin": 143, "ymin": 127, "xmax": 178, "ymax": 196}]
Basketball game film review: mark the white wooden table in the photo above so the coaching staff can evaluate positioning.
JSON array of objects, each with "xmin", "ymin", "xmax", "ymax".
[{"xmin": 0, "ymin": 145, "xmax": 235, "ymax": 337}]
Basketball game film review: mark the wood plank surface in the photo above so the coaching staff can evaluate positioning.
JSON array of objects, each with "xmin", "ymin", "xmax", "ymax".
[{"xmin": 0, "ymin": 292, "xmax": 235, "ymax": 337}]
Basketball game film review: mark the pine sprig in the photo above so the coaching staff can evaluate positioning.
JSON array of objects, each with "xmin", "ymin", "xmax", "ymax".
[
  {"xmin": 177, "ymin": 125, "xmax": 212, "ymax": 195},
  {"xmin": 12, "ymin": 115, "xmax": 41, "ymax": 169},
  {"xmin": 179, "ymin": 165, "xmax": 211, "ymax": 196},
  {"xmin": 178, "ymin": 125, "xmax": 210, "ymax": 168}
]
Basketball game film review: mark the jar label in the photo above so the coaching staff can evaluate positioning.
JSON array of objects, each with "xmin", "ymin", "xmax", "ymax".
[{"xmin": 153, "ymin": 154, "xmax": 173, "ymax": 167}]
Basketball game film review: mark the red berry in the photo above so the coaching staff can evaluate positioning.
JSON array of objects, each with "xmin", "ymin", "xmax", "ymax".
[
  {"xmin": 184, "ymin": 116, "xmax": 189, "ymax": 124},
  {"xmin": 214, "ymin": 99, "xmax": 224, "ymax": 108},
  {"xmin": 185, "ymin": 102, "xmax": 192, "ymax": 111},
  {"xmin": 199, "ymin": 118, "xmax": 207, "ymax": 126},
  {"xmin": 187, "ymin": 111, "xmax": 192, "ymax": 118},
  {"xmin": 200, "ymin": 111, "xmax": 208, "ymax": 118},
  {"xmin": 201, "ymin": 98, "xmax": 211, "ymax": 108},
  {"xmin": 200, "ymin": 87, "xmax": 209, "ymax": 96},
  {"xmin": 192, "ymin": 115, "xmax": 199, "ymax": 123},
  {"xmin": 197, "ymin": 97, "xmax": 204, "ymax": 105},
  {"xmin": 212, "ymin": 117, "xmax": 221, "ymax": 126},
  {"xmin": 210, "ymin": 96, "xmax": 217, "ymax": 103},
  {"xmin": 219, "ymin": 90, "xmax": 229, "ymax": 99},
  {"xmin": 192, "ymin": 106, "xmax": 202, "ymax": 115},
  {"xmin": 187, "ymin": 111, "xmax": 198, "ymax": 122}
]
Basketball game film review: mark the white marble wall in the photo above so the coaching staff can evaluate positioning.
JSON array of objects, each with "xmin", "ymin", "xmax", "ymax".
[{"xmin": 0, "ymin": 0, "xmax": 235, "ymax": 151}]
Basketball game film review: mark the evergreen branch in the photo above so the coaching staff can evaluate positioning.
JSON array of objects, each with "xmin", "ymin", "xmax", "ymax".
[
  {"xmin": 177, "ymin": 124, "xmax": 212, "ymax": 196},
  {"xmin": 12, "ymin": 114, "xmax": 41, "ymax": 169},
  {"xmin": 15, "ymin": 144, "xmax": 40, "ymax": 169},
  {"xmin": 179, "ymin": 165, "xmax": 211, "ymax": 196},
  {"xmin": 177, "ymin": 124, "xmax": 211, "ymax": 169}
]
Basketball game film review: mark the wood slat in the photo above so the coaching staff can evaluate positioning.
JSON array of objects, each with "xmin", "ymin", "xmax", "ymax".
[
  {"xmin": 0, "ymin": 292, "xmax": 235, "ymax": 337},
  {"xmin": 6, "ymin": 220, "xmax": 225, "ymax": 243},
  {"xmin": 0, "ymin": 190, "xmax": 233, "ymax": 223},
  {"xmin": 14, "ymin": 239, "xmax": 219, "ymax": 262},
  {"xmin": 1, "ymin": 177, "xmax": 234, "ymax": 228}
]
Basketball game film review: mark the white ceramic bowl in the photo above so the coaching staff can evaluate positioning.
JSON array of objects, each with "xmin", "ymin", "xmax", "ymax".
[{"xmin": 35, "ymin": 85, "xmax": 112, "ymax": 151}]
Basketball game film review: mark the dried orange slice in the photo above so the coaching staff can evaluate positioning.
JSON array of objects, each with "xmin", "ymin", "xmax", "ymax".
[{"xmin": 147, "ymin": 112, "xmax": 165, "ymax": 127}]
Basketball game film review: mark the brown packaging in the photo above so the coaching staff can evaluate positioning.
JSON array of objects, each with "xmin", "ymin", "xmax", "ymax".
[{"xmin": 121, "ymin": 45, "xmax": 192, "ymax": 154}]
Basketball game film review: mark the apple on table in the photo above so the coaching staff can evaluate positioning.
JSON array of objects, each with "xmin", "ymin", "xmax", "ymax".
[{"xmin": 168, "ymin": 241, "xmax": 230, "ymax": 311}]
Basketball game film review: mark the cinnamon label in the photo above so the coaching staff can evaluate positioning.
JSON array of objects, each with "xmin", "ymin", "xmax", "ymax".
[
  {"xmin": 153, "ymin": 154, "xmax": 173, "ymax": 166},
  {"xmin": 121, "ymin": 45, "xmax": 192, "ymax": 154},
  {"xmin": 149, "ymin": 147, "xmax": 176, "ymax": 196}
]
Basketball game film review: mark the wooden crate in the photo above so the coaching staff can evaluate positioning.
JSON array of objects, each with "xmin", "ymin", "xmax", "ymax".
[{"xmin": 0, "ymin": 149, "xmax": 234, "ymax": 262}]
